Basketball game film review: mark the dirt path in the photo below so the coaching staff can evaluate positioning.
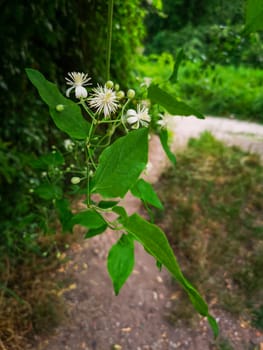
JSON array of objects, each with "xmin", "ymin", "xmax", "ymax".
[{"xmin": 35, "ymin": 116, "xmax": 263, "ymax": 350}]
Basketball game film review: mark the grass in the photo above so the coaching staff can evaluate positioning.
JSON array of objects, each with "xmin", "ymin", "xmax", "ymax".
[
  {"xmin": 154, "ymin": 132, "xmax": 263, "ymax": 328},
  {"xmin": 135, "ymin": 53, "xmax": 263, "ymax": 123}
]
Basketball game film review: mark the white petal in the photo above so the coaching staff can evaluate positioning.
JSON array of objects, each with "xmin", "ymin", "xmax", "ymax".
[
  {"xmin": 66, "ymin": 86, "xmax": 74, "ymax": 97},
  {"xmin": 126, "ymin": 109, "xmax": 137, "ymax": 117},
  {"xmin": 127, "ymin": 116, "xmax": 139, "ymax": 124},
  {"xmin": 75, "ymin": 86, "xmax": 87, "ymax": 99}
]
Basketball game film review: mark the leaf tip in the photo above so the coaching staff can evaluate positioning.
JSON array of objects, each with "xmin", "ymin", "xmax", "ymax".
[{"xmin": 207, "ymin": 314, "xmax": 219, "ymax": 338}]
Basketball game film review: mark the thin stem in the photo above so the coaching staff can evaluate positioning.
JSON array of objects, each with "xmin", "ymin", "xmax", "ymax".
[
  {"xmin": 98, "ymin": 118, "xmax": 121, "ymax": 124},
  {"xmin": 106, "ymin": 0, "xmax": 114, "ymax": 81},
  {"xmin": 87, "ymin": 147, "xmax": 97, "ymax": 170},
  {"xmin": 80, "ymin": 100, "xmax": 97, "ymax": 123}
]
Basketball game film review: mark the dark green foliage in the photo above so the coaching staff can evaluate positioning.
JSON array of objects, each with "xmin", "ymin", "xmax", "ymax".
[
  {"xmin": 144, "ymin": 0, "xmax": 244, "ymax": 43},
  {"xmin": 136, "ymin": 54, "xmax": 263, "ymax": 122},
  {"xmin": 0, "ymin": 0, "xmax": 145, "ymax": 258},
  {"xmin": 146, "ymin": 24, "xmax": 263, "ymax": 67},
  {"xmin": 144, "ymin": 0, "xmax": 263, "ymax": 68}
]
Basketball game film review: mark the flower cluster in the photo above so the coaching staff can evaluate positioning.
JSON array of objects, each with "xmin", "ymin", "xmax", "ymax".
[{"xmin": 65, "ymin": 71, "xmax": 159, "ymax": 130}]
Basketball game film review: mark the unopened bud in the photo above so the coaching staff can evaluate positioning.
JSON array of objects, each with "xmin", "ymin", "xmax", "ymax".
[
  {"xmin": 56, "ymin": 104, "xmax": 65, "ymax": 112},
  {"xmin": 116, "ymin": 90, "xmax": 125, "ymax": 99},
  {"xmin": 105, "ymin": 80, "xmax": 114, "ymax": 89},
  {"xmin": 114, "ymin": 83, "xmax": 120, "ymax": 91},
  {"xmin": 64, "ymin": 139, "xmax": 75, "ymax": 151},
  {"xmin": 71, "ymin": 176, "xmax": 81, "ymax": 184},
  {"xmin": 127, "ymin": 89, "xmax": 135, "ymax": 99}
]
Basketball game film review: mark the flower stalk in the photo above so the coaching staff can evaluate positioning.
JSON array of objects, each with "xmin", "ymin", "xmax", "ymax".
[{"xmin": 106, "ymin": 0, "xmax": 114, "ymax": 81}]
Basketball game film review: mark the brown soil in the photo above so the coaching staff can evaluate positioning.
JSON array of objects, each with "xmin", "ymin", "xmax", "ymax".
[{"xmin": 30, "ymin": 129, "xmax": 263, "ymax": 350}]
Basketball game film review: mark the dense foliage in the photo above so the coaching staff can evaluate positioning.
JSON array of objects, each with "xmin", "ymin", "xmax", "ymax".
[
  {"xmin": 144, "ymin": 0, "xmax": 263, "ymax": 67},
  {"xmin": 136, "ymin": 53, "xmax": 263, "ymax": 122},
  {"xmin": 0, "ymin": 0, "xmax": 145, "ymax": 257}
]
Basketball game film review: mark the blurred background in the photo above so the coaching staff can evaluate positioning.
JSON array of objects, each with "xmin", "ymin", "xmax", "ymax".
[{"xmin": 0, "ymin": 1, "xmax": 262, "ymax": 349}]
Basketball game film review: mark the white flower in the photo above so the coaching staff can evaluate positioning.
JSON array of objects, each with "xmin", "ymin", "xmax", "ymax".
[
  {"xmin": 140, "ymin": 77, "xmax": 152, "ymax": 88},
  {"xmin": 126, "ymin": 104, "xmax": 151, "ymax": 129},
  {"xmin": 64, "ymin": 139, "xmax": 75, "ymax": 151},
  {"xmin": 65, "ymin": 72, "xmax": 92, "ymax": 99},
  {"xmin": 88, "ymin": 85, "xmax": 119, "ymax": 118},
  {"xmin": 157, "ymin": 113, "xmax": 170, "ymax": 128}
]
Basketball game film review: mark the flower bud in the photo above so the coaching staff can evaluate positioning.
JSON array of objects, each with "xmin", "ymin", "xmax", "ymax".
[
  {"xmin": 71, "ymin": 176, "xmax": 81, "ymax": 184},
  {"xmin": 56, "ymin": 104, "xmax": 65, "ymax": 112},
  {"xmin": 114, "ymin": 83, "xmax": 120, "ymax": 91},
  {"xmin": 64, "ymin": 139, "xmax": 75, "ymax": 151},
  {"xmin": 105, "ymin": 80, "xmax": 114, "ymax": 89},
  {"xmin": 127, "ymin": 89, "xmax": 135, "ymax": 99},
  {"xmin": 116, "ymin": 90, "xmax": 125, "ymax": 99}
]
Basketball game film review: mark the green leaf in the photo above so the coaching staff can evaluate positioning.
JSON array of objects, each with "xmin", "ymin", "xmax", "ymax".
[
  {"xmin": 85, "ymin": 224, "xmax": 108, "ymax": 239},
  {"xmin": 107, "ymin": 234, "xmax": 135, "ymax": 295},
  {"xmin": 131, "ymin": 178, "xmax": 163, "ymax": 209},
  {"xmin": 31, "ymin": 151, "xmax": 64, "ymax": 170},
  {"xmin": 56, "ymin": 198, "xmax": 73, "ymax": 233},
  {"xmin": 169, "ymin": 49, "xmax": 184, "ymax": 83},
  {"xmin": 159, "ymin": 129, "xmax": 176, "ymax": 165},
  {"xmin": 156, "ymin": 260, "xmax": 162, "ymax": 271},
  {"xmin": 152, "ymin": 0, "xmax": 163, "ymax": 11},
  {"xmin": 26, "ymin": 69, "xmax": 90, "ymax": 139},
  {"xmin": 208, "ymin": 315, "xmax": 219, "ymax": 338},
  {"xmin": 148, "ymin": 85, "xmax": 204, "ymax": 119},
  {"xmin": 71, "ymin": 209, "xmax": 106, "ymax": 229},
  {"xmin": 121, "ymin": 213, "xmax": 218, "ymax": 337},
  {"xmin": 244, "ymin": 0, "xmax": 263, "ymax": 34},
  {"xmin": 91, "ymin": 128, "xmax": 148, "ymax": 198},
  {"xmin": 35, "ymin": 183, "xmax": 62, "ymax": 200},
  {"xmin": 98, "ymin": 200, "xmax": 119, "ymax": 209},
  {"xmin": 112, "ymin": 206, "xmax": 128, "ymax": 220}
]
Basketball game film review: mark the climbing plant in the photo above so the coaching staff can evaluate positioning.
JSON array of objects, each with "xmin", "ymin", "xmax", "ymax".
[{"xmin": 25, "ymin": 0, "xmax": 219, "ymax": 336}]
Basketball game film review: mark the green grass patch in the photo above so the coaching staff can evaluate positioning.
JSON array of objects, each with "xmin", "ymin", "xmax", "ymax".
[
  {"xmin": 155, "ymin": 131, "xmax": 263, "ymax": 326},
  {"xmin": 135, "ymin": 54, "xmax": 263, "ymax": 123}
]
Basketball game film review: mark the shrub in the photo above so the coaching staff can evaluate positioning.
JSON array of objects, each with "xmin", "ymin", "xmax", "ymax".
[
  {"xmin": 145, "ymin": 25, "xmax": 263, "ymax": 68},
  {"xmin": 135, "ymin": 54, "xmax": 263, "ymax": 122}
]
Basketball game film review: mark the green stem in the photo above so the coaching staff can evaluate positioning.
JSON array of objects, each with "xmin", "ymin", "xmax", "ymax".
[
  {"xmin": 80, "ymin": 100, "xmax": 97, "ymax": 123},
  {"xmin": 106, "ymin": 0, "xmax": 114, "ymax": 81}
]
